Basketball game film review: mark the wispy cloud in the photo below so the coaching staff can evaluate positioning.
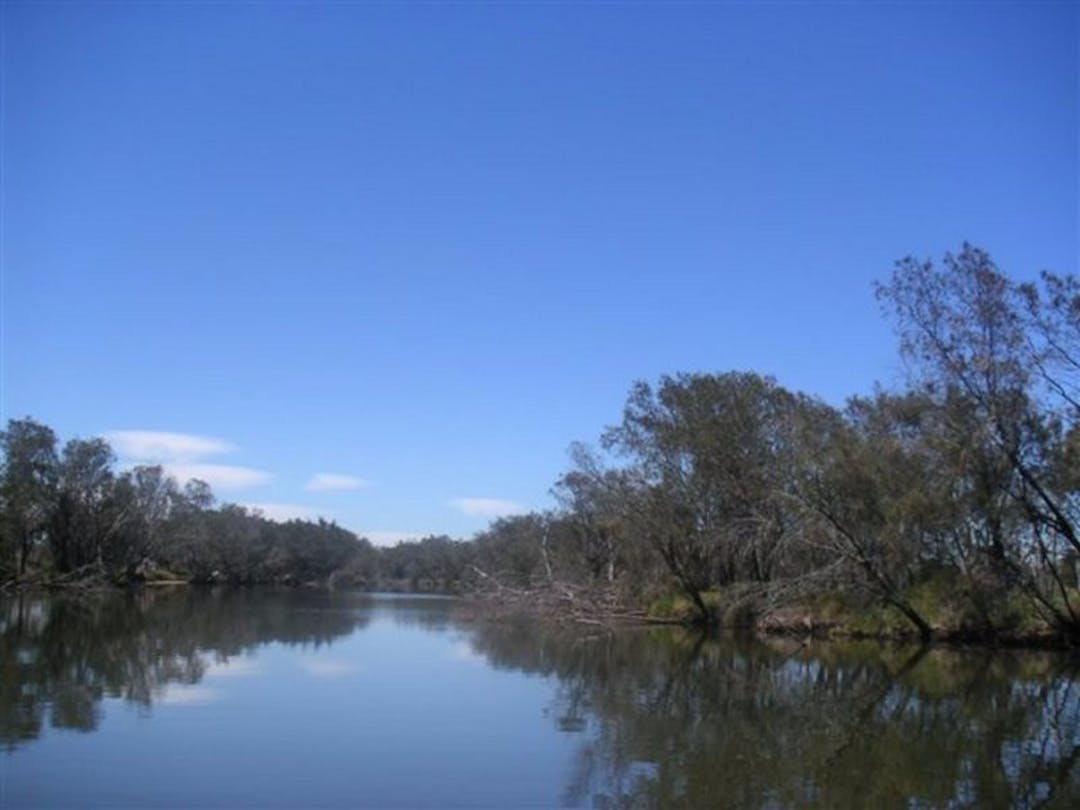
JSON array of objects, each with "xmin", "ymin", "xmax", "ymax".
[
  {"xmin": 107, "ymin": 429, "xmax": 272, "ymax": 491},
  {"xmin": 305, "ymin": 473, "xmax": 369, "ymax": 492},
  {"xmin": 449, "ymin": 497, "xmax": 524, "ymax": 518},
  {"xmin": 243, "ymin": 502, "xmax": 324, "ymax": 522},
  {"xmin": 105, "ymin": 430, "xmax": 234, "ymax": 461},
  {"xmin": 167, "ymin": 463, "xmax": 272, "ymax": 490}
]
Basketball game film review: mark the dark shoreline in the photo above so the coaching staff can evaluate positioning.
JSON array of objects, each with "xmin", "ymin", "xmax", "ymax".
[
  {"xmin": 461, "ymin": 588, "xmax": 1080, "ymax": 651},
  {"xmin": 6, "ymin": 578, "xmax": 1077, "ymax": 651}
]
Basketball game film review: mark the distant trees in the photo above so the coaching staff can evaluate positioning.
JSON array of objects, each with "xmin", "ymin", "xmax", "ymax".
[
  {"xmin": 0, "ymin": 419, "xmax": 479, "ymax": 592},
  {"xmin": 0, "ymin": 426, "xmax": 371, "ymax": 587}
]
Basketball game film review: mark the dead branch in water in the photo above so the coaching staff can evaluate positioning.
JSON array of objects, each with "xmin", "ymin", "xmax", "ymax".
[{"xmin": 466, "ymin": 566, "xmax": 665, "ymax": 626}]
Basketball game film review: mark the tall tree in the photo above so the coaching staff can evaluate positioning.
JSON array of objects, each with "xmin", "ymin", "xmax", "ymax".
[
  {"xmin": 49, "ymin": 438, "xmax": 121, "ymax": 573},
  {"xmin": 0, "ymin": 419, "xmax": 59, "ymax": 576},
  {"xmin": 553, "ymin": 444, "xmax": 634, "ymax": 585},
  {"xmin": 878, "ymin": 244, "xmax": 1080, "ymax": 636},
  {"xmin": 601, "ymin": 372, "xmax": 806, "ymax": 620},
  {"xmin": 111, "ymin": 465, "xmax": 179, "ymax": 574},
  {"xmin": 793, "ymin": 393, "xmax": 939, "ymax": 640}
]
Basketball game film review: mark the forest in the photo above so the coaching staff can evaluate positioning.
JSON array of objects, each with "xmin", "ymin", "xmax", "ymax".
[{"xmin": 2, "ymin": 245, "xmax": 1079, "ymax": 643}]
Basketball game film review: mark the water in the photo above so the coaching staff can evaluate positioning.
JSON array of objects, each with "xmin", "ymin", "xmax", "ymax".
[{"xmin": 1, "ymin": 589, "xmax": 1078, "ymax": 808}]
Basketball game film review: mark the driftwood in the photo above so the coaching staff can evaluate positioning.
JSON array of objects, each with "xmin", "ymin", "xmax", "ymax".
[
  {"xmin": 466, "ymin": 565, "xmax": 667, "ymax": 626},
  {"xmin": 1, "ymin": 561, "xmax": 115, "ymax": 592}
]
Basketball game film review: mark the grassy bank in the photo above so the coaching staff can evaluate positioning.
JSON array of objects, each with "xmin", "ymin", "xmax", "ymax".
[{"xmin": 646, "ymin": 579, "xmax": 1078, "ymax": 648}]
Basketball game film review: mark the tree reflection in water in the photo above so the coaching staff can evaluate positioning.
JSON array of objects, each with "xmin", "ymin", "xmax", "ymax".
[
  {"xmin": 0, "ymin": 588, "xmax": 368, "ymax": 749},
  {"xmin": 2, "ymin": 592, "xmax": 1077, "ymax": 808},
  {"xmin": 466, "ymin": 617, "xmax": 1080, "ymax": 809}
]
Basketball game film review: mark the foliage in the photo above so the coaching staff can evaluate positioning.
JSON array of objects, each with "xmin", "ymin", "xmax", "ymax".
[
  {"xmin": 0, "ymin": 426, "xmax": 372, "ymax": 587},
  {"xmin": 463, "ymin": 244, "xmax": 1080, "ymax": 644}
]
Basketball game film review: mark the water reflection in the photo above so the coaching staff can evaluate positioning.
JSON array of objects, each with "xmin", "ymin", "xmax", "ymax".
[
  {"xmin": 0, "ymin": 588, "xmax": 368, "ymax": 748},
  {"xmin": 466, "ymin": 617, "xmax": 1080, "ymax": 808},
  {"xmin": 2, "ymin": 591, "xmax": 1077, "ymax": 808}
]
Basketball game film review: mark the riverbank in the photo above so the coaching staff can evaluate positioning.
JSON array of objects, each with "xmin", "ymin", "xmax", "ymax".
[
  {"xmin": 0, "ymin": 563, "xmax": 313, "ymax": 592},
  {"xmin": 9, "ymin": 569, "xmax": 1076, "ymax": 649},
  {"xmin": 463, "ymin": 580, "xmax": 1079, "ymax": 649}
]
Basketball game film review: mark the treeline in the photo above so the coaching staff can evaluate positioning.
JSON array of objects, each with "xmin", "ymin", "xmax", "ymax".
[
  {"xmin": 3, "ymin": 244, "xmax": 1078, "ymax": 643},
  {"xmin": 0, "ymin": 415, "xmax": 477, "ymax": 591},
  {"xmin": 460, "ymin": 244, "xmax": 1080, "ymax": 643},
  {"xmin": 0, "ymin": 427, "xmax": 365, "ymax": 587}
]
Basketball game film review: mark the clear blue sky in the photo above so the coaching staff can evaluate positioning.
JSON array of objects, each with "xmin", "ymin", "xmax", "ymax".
[{"xmin": 2, "ymin": 2, "xmax": 1076, "ymax": 543}]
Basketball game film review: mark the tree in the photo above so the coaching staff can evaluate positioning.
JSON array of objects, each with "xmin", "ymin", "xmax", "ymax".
[
  {"xmin": 472, "ymin": 514, "xmax": 548, "ymax": 589},
  {"xmin": 49, "ymin": 438, "xmax": 121, "ymax": 573},
  {"xmin": 878, "ymin": 244, "xmax": 1080, "ymax": 636},
  {"xmin": 110, "ymin": 465, "xmax": 179, "ymax": 574},
  {"xmin": 0, "ymin": 419, "xmax": 59, "ymax": 577},
  {"xmin": 600, "ymin": 372, "xmax": 807, "ymax": 621},
  {"xmin": 553, "ymin": 444, "xmax": 632, "ymax": 585},
  {"xmin": 793, "ymin": 393, "xmax": 939, "ymax": 640},
  {"xmin": 1019, "ymin": 270, "xmax": 1080, "ymax": 414}
]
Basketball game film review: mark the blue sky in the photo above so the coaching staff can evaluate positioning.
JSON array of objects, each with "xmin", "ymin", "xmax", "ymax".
[{"xmin": 2, "ymin": 2, "xmax": 1076, "ymax": 543}]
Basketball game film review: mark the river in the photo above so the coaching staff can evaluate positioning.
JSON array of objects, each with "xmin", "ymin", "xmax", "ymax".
[{"xmin": 1, "ymin": 589, "xmax": 1077, "ymax": 808}]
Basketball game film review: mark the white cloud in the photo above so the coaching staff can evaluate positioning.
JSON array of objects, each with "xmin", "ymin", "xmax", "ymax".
[
  {"xmin": 105, "ymin": 430, "xmax": 234, "ymax": 462},
  {"xmin": 167, "ymin": 463, "xmax": 272, "ymax": 490},
  {"xmin": 305, "ymin": 473, "xmax": 369, "ymax": 492},
  {"xmin": 107, "ymin": 429, "xmax": 272, "ymax": 491},
  {"xmin": 243, "ymin": 502, "xmax": 324, "ymax": 522},
  {"xmin": 449, "ymin": 497, "xmax": 524, "ymax": 518},
  {"xmin": 361, "ymin": 531, "xmax": 422, "ymax": 547}
]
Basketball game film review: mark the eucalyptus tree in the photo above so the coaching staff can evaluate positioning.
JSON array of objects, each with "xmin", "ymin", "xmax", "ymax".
[
  {"xmin": 110, "ymin": 465, "xmax": 179, "ymax": 575},
  {"xmin": 1019, "ymin": 269, "xmax": 1080, "ymax": 414},
  {"xmin": 0, "ymin": 418, "xmax": 59, "ymax": 577},
  {"xmin": 792, "ymin": 392, "xmax": 941, "ymax": 639},
  {"xmin": 1019, "ymin": 268, "xmax": 1080, "ymax": 588},
  {"xmin": 162, "ymin": 479, "xmax": 216, "ymax": 578},
  {"xmin": 553, "ymin": 444, "xmax": 639, "ymax": 586},
  {"xmin": 878, "ymin": 244, "xmax": 1080, "ymax": 636},
  {"xmin": 471, "ymin": 513, "xmax": 548, "ymax": 589},
  {"xmin": 48, "ymin": 437, "xmax": 122, "ymax": 573},
  {"xmin": 599, "ymin": 372, "xmax": 809, "ymax": 621}
]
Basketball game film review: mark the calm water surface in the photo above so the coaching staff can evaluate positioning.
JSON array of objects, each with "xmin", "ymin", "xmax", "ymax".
[{"xmin": 1, "ymin": 589, "xmax": 1078, "ymax": 808}]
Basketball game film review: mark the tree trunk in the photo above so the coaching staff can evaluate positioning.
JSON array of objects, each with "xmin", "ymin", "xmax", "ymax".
[
  {"xmin": 686, "ymin": 585, "xmax": 710, "ymax": 625},
  {"xmin": 539, "ymin": 527, "xmax": 554, "ymax": 585},
  {"xmin": 887, "ymin": 596, "xmax": 934, "ymax": 642}
]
